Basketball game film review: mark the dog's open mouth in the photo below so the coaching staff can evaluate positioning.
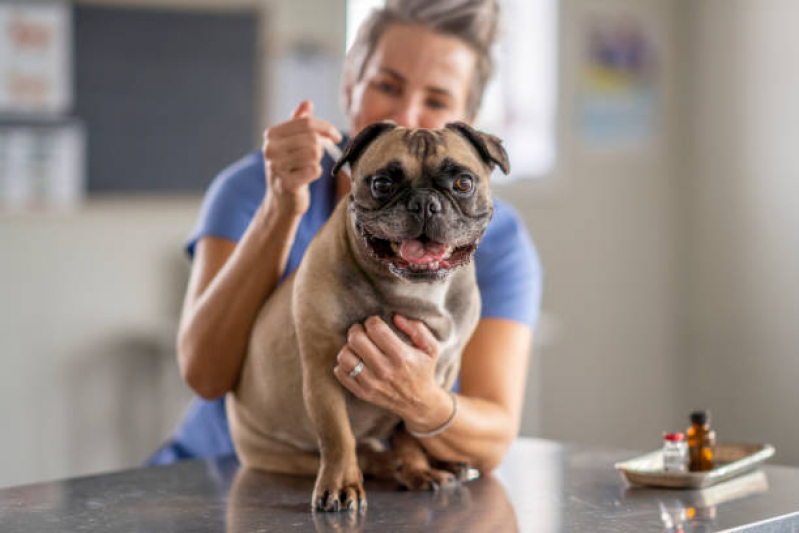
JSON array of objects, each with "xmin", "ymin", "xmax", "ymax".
[{"xmin": 359, "ymin": 226, "xmax": 477, "ymax": 278}]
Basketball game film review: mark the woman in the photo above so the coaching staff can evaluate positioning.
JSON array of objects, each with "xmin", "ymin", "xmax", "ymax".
[{"xmin": 150, "ymin": 0, "xmax": 542, "ymax": 473}]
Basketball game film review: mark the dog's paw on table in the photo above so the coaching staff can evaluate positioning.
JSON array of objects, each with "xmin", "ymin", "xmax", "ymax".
[
  {"xmin": 395, "ymin": 464, "xmax": 460, "ymax": 491},
  {"xmin": 312, "ymin": 470, "xmax": 367, "ymax": 512},
  {"xmin": 433, "ymin": 460, "xmax": 475, "ymax": 482}
]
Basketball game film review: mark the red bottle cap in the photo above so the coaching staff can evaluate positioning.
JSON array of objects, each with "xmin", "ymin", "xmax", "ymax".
[{"xmin": 663, "ymin": 432, "xmax": 685, "ymax": 442}]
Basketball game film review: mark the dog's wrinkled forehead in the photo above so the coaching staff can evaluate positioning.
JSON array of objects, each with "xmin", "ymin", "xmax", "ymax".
[{"xmin": 353, "ymin": 127, "xmax": 489, "ymax": 178}]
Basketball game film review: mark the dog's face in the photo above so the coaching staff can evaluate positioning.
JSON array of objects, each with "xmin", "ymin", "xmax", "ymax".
[{"xmin": 333, "ymin": 122, "xmax": 509, "ymax": 282}]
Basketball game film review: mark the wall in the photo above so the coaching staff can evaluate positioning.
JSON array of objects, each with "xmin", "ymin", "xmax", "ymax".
[
  {"xmin": 683, "ymin": 0, "xmax": 799, "ymax": 463},
  {"xmin": 0, "ymin": 199, "xmax": 197, "ymax": 487},
  {"xmin": 503, "ymin": 0, "xmax": 685, "ymax": 448}
]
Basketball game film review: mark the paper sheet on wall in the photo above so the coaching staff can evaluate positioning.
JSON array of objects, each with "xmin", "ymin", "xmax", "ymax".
[
  {"xmin": 578, "ymin": 11, "xmax": 660, "ymax": 152},
  {"xmin": 0, "ymin": 2, "xmax": 72, "ymax": 116},
  {"xmin": 0, "ymin": 123, "xmax": 85, "ymax": 209}
]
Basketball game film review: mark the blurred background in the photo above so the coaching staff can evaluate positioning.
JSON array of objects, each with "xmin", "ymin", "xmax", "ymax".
[{"xmin": 1, "ymin": 0, "xmax": 797, "ymax": 489}]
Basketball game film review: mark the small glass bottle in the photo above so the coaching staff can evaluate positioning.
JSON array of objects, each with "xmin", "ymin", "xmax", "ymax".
[
  {"xmin": 686, "ymin": 410, "xmax": 716, "ymax": 471},
  {"xmin": 662, "ymin": 432, "xmax": 689, "ymax": 472}
]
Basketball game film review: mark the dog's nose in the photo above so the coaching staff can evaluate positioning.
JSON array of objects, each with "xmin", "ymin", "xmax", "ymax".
[
  {"xmin": 408, "ymin": 193, "xmax": 442, "ymax": 216},
  {"xmin": 426, "ymin": 195, "xmax": 442, "ymax": 215}
]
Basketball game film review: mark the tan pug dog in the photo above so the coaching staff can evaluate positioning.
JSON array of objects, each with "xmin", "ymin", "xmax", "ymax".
[{"xmin": 226, "ymin": 121, "xmax": 509, "ymax": 512}]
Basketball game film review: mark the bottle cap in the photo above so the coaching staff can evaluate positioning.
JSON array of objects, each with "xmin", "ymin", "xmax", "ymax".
[
  {"xmin": 690, "ymin": 410, "xmax": 710, "ymax": 425},
  {"xmin": 663, "ymin": 432, "xmax": 685, "ymax": 442}
]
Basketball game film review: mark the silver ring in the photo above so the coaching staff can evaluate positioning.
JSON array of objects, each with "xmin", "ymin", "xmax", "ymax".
[{"xmin": 349, "ymin": 359, "xmax": 365, "ymax": 378}]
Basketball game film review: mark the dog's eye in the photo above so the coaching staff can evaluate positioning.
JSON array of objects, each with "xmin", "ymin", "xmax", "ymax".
[
  {"xmin": 453, "ymin": 174, "xmax": 474, "ymax": 193},
  {"xmin": 371, "ymin": 176, "xmax": 393, "ymax": 196}
]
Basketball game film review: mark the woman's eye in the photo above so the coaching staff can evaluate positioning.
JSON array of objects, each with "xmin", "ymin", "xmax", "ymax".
[
  {"xmin": 426, "ymin": 99, "xmax": 447, "ymax": 110},
  {"xmin": 372, "ymin": 176, "xmax": 393, "ymax": 195},
  {"xmin": 454, "ymin": 174, "xmax": 474, "ymax": 193},
  {"xmin": 374, "ymin": 81, "xmax": 400, "ymax": 95}
]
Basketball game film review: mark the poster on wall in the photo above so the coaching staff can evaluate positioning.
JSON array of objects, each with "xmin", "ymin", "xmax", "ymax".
[
  {"xmin": 0, "ymin": 122, "xmax": 85, "ymax": 209},
  {"xmin": 0, "ymin": 2, "xmax": 73, "ymax": 116},
  {"xmin": 578, "ymin": 12, "xmax": 659, "ymax": 152}
]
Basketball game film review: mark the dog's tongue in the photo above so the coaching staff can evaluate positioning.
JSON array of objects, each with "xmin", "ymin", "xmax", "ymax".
[{"xmin": 399, "ymin": 239, "xmax": 448, "ymax": 265}]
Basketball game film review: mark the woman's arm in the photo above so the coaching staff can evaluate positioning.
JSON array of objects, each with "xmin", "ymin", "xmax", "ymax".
[
  {"xmin": 334, "ymin": 315, "xmax": 533, "ymax": 472},
  {"xmin": 176, "ymin": 209, "xmax": 300, "ymax": 399},
  {"xmin": 177, "ymin": 101, "xmax": 341, "ymax": 399},
  {"xmin": 409, "ymin": 318, "xmax": 533, "ymax": 471}
]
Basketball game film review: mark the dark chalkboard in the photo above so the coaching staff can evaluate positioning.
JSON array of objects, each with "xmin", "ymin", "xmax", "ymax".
[{"xmin": 74, "ymin": 6, "xmax": 258, "ymax": 193}]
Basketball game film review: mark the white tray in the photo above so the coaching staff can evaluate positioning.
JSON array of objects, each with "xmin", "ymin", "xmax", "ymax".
[{"xmin": 615, "ymin": 443, "xmax": 775, "ymax": 489}]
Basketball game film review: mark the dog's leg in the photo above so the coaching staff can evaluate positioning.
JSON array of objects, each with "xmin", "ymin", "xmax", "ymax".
[
  {"xmin": 357, "ymin": 440, "xmax": 398, "ymax": 480},
  {"xmin": 391, "ymin": 428, "xmax": 459, "ymax": 491},
  {"xmin": 302, "ymin": 362, "xmax": 365, "ymax": 512},
  {"xmin": 430, "ymin": 459, "xmax": 473, "ymax": 482}
]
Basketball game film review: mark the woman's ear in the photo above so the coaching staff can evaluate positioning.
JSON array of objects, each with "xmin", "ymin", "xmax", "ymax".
[
  {"xmin": 342, "ymin": 81, "xmax": 353, "ymax": 114},
  {"xmin": 341, "ymin": 61, "xmax": 358, "ymax": 115}
]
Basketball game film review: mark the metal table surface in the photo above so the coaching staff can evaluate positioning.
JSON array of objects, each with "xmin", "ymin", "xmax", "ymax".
[{"xmin": 1, "ymin": 438, "xmax": 798, "ymax": 532}]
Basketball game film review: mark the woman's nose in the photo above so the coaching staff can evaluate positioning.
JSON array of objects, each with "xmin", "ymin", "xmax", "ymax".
[{"xmin": 389, "ymin": 97, "xmax": 420, "ymax": 129}]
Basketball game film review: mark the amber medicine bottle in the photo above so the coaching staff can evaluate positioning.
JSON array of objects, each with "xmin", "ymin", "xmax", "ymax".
[{"xmin": 686, "ymin": 410, "xmax": 716, "ymax": 471}]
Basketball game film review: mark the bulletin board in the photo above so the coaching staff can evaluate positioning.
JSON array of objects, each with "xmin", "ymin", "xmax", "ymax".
[{"xmin": 73, "ymin": 5, "xmax": 259, "ymax": 193}]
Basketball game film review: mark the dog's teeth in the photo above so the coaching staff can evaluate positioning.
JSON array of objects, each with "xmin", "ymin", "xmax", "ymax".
[
  {"xmin": 444, "ymin": 246, "xmax": 453, "ymax": 260},
  {"xmin": 390, "ymin": 242, "xmax": 399, "ymax": 254},
  {"xmin": 430, "ymin": 261, "xmax": 439, "ymax": 270}
]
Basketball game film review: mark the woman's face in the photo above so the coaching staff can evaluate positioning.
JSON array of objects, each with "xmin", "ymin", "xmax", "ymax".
[{"xmin": 347, "ymin": 23, "xmax": 477, "ymax": 135}]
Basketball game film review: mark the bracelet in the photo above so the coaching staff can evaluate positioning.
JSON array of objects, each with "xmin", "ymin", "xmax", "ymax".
[{"xmin": 406, "ymin": 392, "xmax": 459, "ymax": 439}]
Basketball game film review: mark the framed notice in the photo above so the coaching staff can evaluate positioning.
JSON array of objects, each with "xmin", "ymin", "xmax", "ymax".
[
  {"xmin": 577, "ymin": 11, "xmax": 660, "ymax": 152},
  {"xmin": 0, "ymin": 122, "xmax": 86, "ymax": 209},
  {"xmin": 0, "ymin": 1, "xmax": 73, "ymax": 116}
]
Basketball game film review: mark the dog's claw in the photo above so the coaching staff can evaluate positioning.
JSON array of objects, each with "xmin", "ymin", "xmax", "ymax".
[
  {"xmin": 313, "ymin": 490, "xmax": 329, "ymax": 511},
  {"xmin": 313, "ymin": 482, "xmax": 366, "ymax": 512},
  {"xmin": 396, "ymin": 466, "xmax": 460, "ymax": 492}
]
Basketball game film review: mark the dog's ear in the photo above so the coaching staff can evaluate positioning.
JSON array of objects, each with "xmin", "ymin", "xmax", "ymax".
[
  {"xmin": 445, "ymin": 122, "xmax": 510, "ymax": 175},
  {"xmin": 332, "ymin": 121, "xmax": 397, "ymax": 177}
]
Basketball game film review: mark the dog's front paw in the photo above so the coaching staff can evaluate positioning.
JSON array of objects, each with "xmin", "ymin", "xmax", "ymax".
[
  {"xmin": 312, "ymin": 466, "xmax": 366, "ymax": 512},
  {"xmin": 395, "ymin": 464, "xmax": 459, "ymax": 492},
  {"xmin": 433, "ymin": 460, "xmax": 475, "ymax": 482}
]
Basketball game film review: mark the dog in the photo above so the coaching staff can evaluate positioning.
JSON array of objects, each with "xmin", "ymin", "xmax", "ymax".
[{"xmin": 226, "ymin": 121, "xmax": 509, "ymax": 512}]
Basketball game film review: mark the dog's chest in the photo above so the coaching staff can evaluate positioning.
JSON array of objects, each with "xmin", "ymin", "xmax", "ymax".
[
  {"xmin": 335, "ymin": 265, "xmax": 480, "ymax": 440},
  {"xmin": 351, "ymin": 271, "xmax": 478, "ymax": 381},
  {"xmin": 373, "ymin": 280, "xmax": 461, "ymax": 349}
]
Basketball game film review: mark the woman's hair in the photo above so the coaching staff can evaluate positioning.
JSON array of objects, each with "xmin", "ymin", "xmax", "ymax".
[{"xmin": 343, "ymin": 0, "xmax": 501, "ymax": 119}]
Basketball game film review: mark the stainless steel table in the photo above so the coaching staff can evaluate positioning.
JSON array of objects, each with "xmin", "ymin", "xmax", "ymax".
[{"xmin": 1, "ymin": 438, "xmax": 798, "ymax": 532}]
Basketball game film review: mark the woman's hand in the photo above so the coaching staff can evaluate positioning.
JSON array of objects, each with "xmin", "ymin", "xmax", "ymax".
[
  {"xmin": 262, "ymin": 100, "xmax": 342, "ymax": 217},
  {"xmin": 334, "ymin": 315, "xmax": 453, "ymax": 432}
]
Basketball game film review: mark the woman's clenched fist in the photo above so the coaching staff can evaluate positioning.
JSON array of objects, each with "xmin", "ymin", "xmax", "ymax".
[{"xmin": 262, "ymin": 100, "xmax": 342, "ymax": 216}]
